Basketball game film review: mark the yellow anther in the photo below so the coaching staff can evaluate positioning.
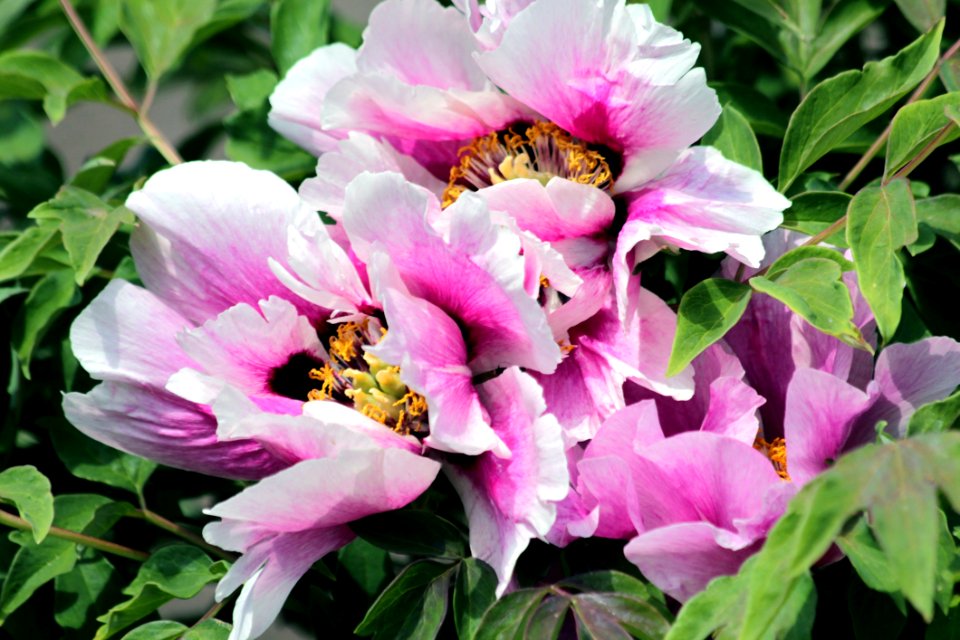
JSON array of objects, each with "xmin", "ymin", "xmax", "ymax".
[
  {"xmin": 539, "ymin": 275, "xmax": 551, "ymax": 290},
  {"xmin": 330, "ymin": 322, "xmax": 361, "ymax": 362},
  {"xmin": 307, "ymin": 389, "xmax": 327, "ymax": 402},
  {"xmin": 362, "ymin": 404, "xmax": 389, "ymax": 424},
  {"xmin": 754, "ymin": 435, "xmax": 790, "ymax": 481}
]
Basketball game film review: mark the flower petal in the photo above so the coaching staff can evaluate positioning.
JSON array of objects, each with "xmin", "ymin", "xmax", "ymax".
[
  {"xmin": 127, "ymin": 161, "xmax": 321, "ymax": 324},
  {"xmin": 268, "ymin": 43, "xmax": 358, "ymax": 155},
  {"xmin": 62, "ymin": 382, "xmax": 285, "ymax": 480}
]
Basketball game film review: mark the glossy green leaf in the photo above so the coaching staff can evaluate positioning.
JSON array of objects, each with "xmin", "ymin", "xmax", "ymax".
[
  {"xmin": 453, "ymin": 558, "xmax": 498, "ymax": 640},
  {"xmin": 337, "ymin": 537, "xmax": 391, "ymax": 597},
  {"xmin": 119, "ymin": 0, "xmax": 217, "ymax": 79},
  {"xmin": 0, "ymin": 50, "xmax": 107, "ymax": 123},
  {"xmin": 779, "ymin": 191, "xmax": 851, "ymax": 244},
  {"xmin": 885, "ymin": 93, "xmax": 960, "ymax": 179},
  {"xmin": 804, "ymin": 0, "xmax": 889, "ymax": 80},
  {"xmin": 0, "ymin": 465, "xmax": 53, "ymax": 543},
  {"xmin": 560, "ymin": 570, "xmax": 661, "ymax": 604},
  {"xmin": 0, "ymin": 102, "xmax": 43, "ymax": 164},
  {"xmin": 702, "ymin": 106, "xmax": 762, "ymax": 172},
  {"xmin": 50, "ymin": 419, "xmax": 156, "ymax": 498},
  {"xmin": 12, "ymin": 269, "xmax": 79, "ymax": 378},
  {"xmin": 910, "ymin": 194, "xmax": 960, "ymax": 255},
  {"xmin": 352, "ymin": 511, "xmax": 467, "ymax": 559},
  {"xmin": 271, "ymin": 0, "xmax": 331, "ymax": 75},
  {"xmin": 30, "ymin": 187, "xmax": 134, "ymax": 285},
  {"xmin": 750, "ymin": 249, "xmax": 865, "ymax": 349},
  {"xmin": 474, "ymin": 588, "xmax": 549, "ymax": 640},
  {"xmin": 0, "ymin": 495, "xmax": 115, "ymax": 624},
  {"xmin": 182, "ymin": 619, "xmax": 232, "ymax": 640},
  {"xmin": 0, "ymin": 0, "xmax": 32, "ymax": 39},
  {"xmin": 894, "ymin": 0, "xmax": 944, "ymax": 32},
  {"xmin": 94, "ymin": 545, "xmax": 229, "ymax": 640},
  {"xmin": 354, "ymin": 560, "xmax": 454, "ymax": 639},
  {"xmin": 570, "ymin": 595, "xmax": 632, "ymax": 640},
  {"xmin": 0, "ymin": 224, "xmax": 58, "ymax": 282},
  {"xmin": 667, "ymin": 278, "xmax": 752, "ymax": 377},
  {"xmin": 846, "ymin": 178, "xmax": 918, "ymax": 341},
  {"xmin": 778, "ymin": 21, "xmax": 943, "ymax": 192}
]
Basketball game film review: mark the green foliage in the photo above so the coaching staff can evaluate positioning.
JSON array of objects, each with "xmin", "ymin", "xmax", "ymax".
[
  {"xmin": 0, "ymin": 50, "xmax": 107, "ymax": 123},
  {"xmin": 667, "ymin": 278, "xmax": 752, "ymax": 376},
  {"xmin": 780, "ymin": 191, "xmax": 851, "ymax": 243},
  {"xmin": 894, "ymin": 0, "xmax": 945, "ymax": 32},
  {"xmin": 94, "ymin": 545, "xmax": 229, "ymax": 639},
  {"xmin": 702, "ymin": 106, "xmax": 762, "ymax": 172},
  {"xmin": 352, "ymin": 510, "xmax": 468, "ymax": 559},
  {"xmin": 453, "ymin": 558, "xmax": 498, "ymax": 640},
  {"xmin": 846, "ymin": 178, "xmax": 918, "ymax": 341},
  {"xmin": 672, "ymin": 432, "xmax": 960, "ymax": 637},
  {"xmin": 749, "ymin": 246, "xmax": 866, "ymax": 348},
  {"xmin": 0, "ymin": 465, "xmax": 53, "ymax": 543},
  {"xmin": 50, "ymin": 419, "xmax": 157, "ymax": 498},
  {"xmin": 354, "ymin": 560, "xmax": 456, "ymax": 639},
  {"xmin": 119, "ymin": 0, "xmax": 218, "ymax": 80},
  {"xmin": 778, "ymin": 21, "xmax": 943, "ymax": 192},
  {"xmin": 271, "ymin": 0, "xmax": 331, "ymax": 75}
]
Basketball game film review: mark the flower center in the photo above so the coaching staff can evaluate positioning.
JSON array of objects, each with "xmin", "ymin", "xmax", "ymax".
[
  {"xmin": 753, "ymin": 435, "xmax": 790, "ymax": 481},
  {"xmin": 306, "ymin": 321, "xmax": 429, "ymax": 437},
  {"xmin": 442, "ymin": 121, "xmax": 615, "ymax": 207}
]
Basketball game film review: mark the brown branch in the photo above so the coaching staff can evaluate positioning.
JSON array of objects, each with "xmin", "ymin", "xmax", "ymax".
[
  {"xmin": 59, "ymin": 0, "xmax": 183, "ymax": 165},
  {"xmin": 0, "ymin": 508, "xmax": 150, "ymax": 562}
]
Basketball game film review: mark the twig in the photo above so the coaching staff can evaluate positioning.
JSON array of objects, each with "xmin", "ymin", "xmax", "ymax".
[
  {"xmin": 59, "ymin": 0, "xmax": 183, "ymax": 165},
  {"xmin": 0, "ymin": 508, "xmax": 150, "ymax": 562},
  {"xmin": 838, "ymin": 37, "xmax": 960, "ymax": 191}
]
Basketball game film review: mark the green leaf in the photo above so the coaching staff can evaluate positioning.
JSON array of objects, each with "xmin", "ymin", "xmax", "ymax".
[
  {"xmin": 30, "ymin": 187, "xmax": 134, "ymax": 285},
  {"xmin": 55, "ymin": 555, "xmax": 119, "ymax": 633},
  {"xmin": 885, "ymin": 93, "xmax": 960, "ymax": 179},
  {"xmin": 271, "ymin": 0, "xmax": 331, "ymax": 75},
  {"xmin": 119, "ymin": 0, "xmax": 218, "ymax": 79},
  {"xmin": 182, "ymin": 619, "xmax": 232, "ymax": 640},
  {"xmin": 702, "ymin": 106, "xmax": 762, "ymax": 172},
  {"xmin": 453, "ymin": 558, "xmax": 498, "ymax": 640},
  {"xmin": 749, "ymin": 249, "xmax": 866, "ymax": 348},
  {"xmin": 570, "ymin": 594, "xmax": 632, "ymax": 640},
  {"xmin": 119, "ymin": 620, "xmax": 188, "ymax": 640},
  {"xmin": 94, "ymin": 545, "xmax": 229, "ymax": 640},
  {"xmin": 337, "ymin": 537, "xmax": 391, "ymax": 597},
  {"xmin": 525, "ymin": 597, "xmax": 569, "ymax": 640},
  {"xmin": 573, "ymin": 593, "xmax": 671, "ymax": 640},
  {"xmin": 0, "ymin": 51, "xmax": 107, "ymax": 123},
  {"xmin": 50, "ymin": 419, "xmax": 157, "ymax": 498},
  {"xmin": 804, "ymin": 0, "xmax": 890, "ymax": 80},
  {"xmin": 70, "ymin": 137, "xmax": 143, "ymax": 194},
  {"xmin": 894, "ymin": 0, "xmax": 944, "ymax": 32},
  {"xmin": 780, "ymin": 191, "xmax": 851, "ymax": 244},
  {"xmin": 908, "ymin": 390, "xmax": 960, "ymax": 435},
  {"xmin": 11, "ymin": 269, "xmax": 79, "ymax": 378},
  {"xmin": 910, "ymin": 194, "xmax": 960, "ymax": 255},
  {"xmin": 0, "ymin": 465, "xmax": 53, "ymax": 543},
  {"xmin": 352, "ymin": 511, "xmax": 467, "ymax": 559},
  {"xmin": 668, "ymin": 278, "xmax": 752, "ymax": 377},
  {"xmin": 846, "ymin": 178, "xmax": 918, "ymax": 341},
  {"xmin": 0, "ymin": 102, "xmax": 43, "ymax": 164},
  {"xmin": 354, "ymin": 560, "xmax": 454, "ymax": 639},
  {"xmin": 0, "ymin": 494, "xmax": 115, "ymax": 624},
  {"xmin": 474, "ymin": 588, "xmax": 549, "ymax": 640},
  {"xmin": 839, "ymin": 518, "xmax": 907, "ymax": 594},
  {"xmin": 778, "ymin": 21, "xmax": 943, "ymax": 192},
  {"xmin": 0, "ymin": 224, "xmax": 58, "ymax": 282},
  {"xmin": 560, "ymin": 570, "xmax": 661, "ymax": 604},
  {"xmin": 0, "ymin": 0, "xmax": 32, "ymax": 40},
  {"xmin": 225, "ymin": 69, "xmax": 278, "ymax": 111}
]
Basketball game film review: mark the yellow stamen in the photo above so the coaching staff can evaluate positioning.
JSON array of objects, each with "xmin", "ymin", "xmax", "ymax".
[
  {"xmin": 443, "ymin": 121, "xmax": 614, "ymax": 208},
  {"xmin": 329, "ymin": 322, "xmax": 361, "ymax": 362},
  {"xmin": 539, "ymin": 275, "xmax": 551, "ymax": 289},
  {"xmin": 362, "ymin": 404, "xmax": 389, "ymax": 424},
  {"xmin": 754, "ymin": 435, "xmax": 790, "ymax": 480}
]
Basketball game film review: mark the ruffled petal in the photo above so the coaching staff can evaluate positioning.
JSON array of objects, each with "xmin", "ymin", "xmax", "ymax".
[
  {"xmin": 62, "ymin": 383, "xmax": 285, "ymax": 480},
  {"xmin": 268, "ymin": 43, "xmax": 358, "ymax": 155},
  {"xmin": 127, "ymin": 161, "xmax": 321, "ymax": 324},
  {"xmin": 445, "ymin": 368, "xmax": 568, "ymax": 593},
  {"xmin": 69, "ymin": 279, "xmax": 194, "ymax": 387},
  {"xmin": 205, "ymin": 449, "xmax": 440, "ymax": 639},
  {"xmin": 342, "ymin": 172, "xmax": 559, "ymax": 373},
  {"xmin": 618, "ymin": 147, "xmax": 788, "ymax": 268},
  {"xmin": 477, "ymin": 0, "xmax": 719, "ymax": 188}
]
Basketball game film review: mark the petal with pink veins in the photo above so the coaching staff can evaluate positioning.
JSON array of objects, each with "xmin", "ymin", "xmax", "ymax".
[{"xmin": 127, "ymin": 161, "xmax": 322, "ymax": 324}]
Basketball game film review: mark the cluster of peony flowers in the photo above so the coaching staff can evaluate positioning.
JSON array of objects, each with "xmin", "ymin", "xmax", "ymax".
[{"xmin": 61, "ymin": 0, "xmax": 960, "ymax": 638}]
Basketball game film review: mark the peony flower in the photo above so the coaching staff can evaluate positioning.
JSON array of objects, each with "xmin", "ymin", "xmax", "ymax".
[{"xmin": 203, "ymin": 364, "xmax": 567, "ymax": 639}]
